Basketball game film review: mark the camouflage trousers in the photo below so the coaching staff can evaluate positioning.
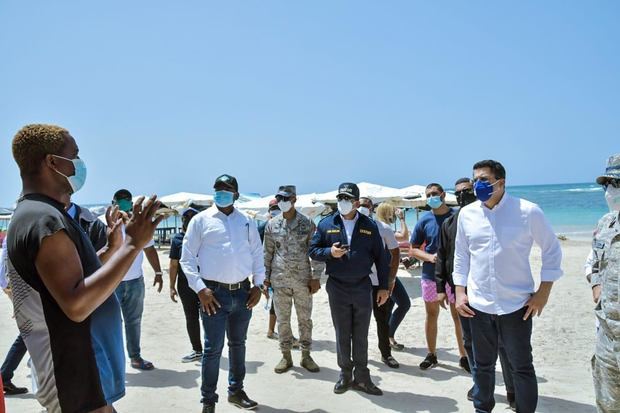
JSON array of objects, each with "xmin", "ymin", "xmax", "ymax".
[
  {"xmin": 593, "ymin": 324, "xmax": 620, "ymax": 412},
  {"xmin": 273, "ymin": 283, "xmax": 313, "ymax": 351}
]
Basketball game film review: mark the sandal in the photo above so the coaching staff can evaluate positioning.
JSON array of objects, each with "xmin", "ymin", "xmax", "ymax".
[{"xmin": 131, "ymin": 357, "xmax": 155, "ymax": 370}]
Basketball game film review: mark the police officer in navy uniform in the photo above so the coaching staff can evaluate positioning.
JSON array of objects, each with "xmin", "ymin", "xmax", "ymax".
[{"xmin": 309, "ymin": 183, "xmax": 390, "ymax": 396}]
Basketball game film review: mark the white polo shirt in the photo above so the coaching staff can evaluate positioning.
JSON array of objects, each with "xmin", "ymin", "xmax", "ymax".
[{"xmin": 370, "ymin": 220, "xmax": 399, "ymax": 286}]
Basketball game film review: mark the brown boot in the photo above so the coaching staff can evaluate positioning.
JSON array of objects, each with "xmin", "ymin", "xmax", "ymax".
[
  {"xmin": 300, "ymin": 350, "xmax": 320, "ymax": 373},
  {"xmin": 274, "ymin": 351, "xmax": 293, "ymax": 374}
]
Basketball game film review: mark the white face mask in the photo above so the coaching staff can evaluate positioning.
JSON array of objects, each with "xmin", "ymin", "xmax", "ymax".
[
  {"xmin": 358, "ymin": 206, "xmax": 370, "ymax": 217},
  {"xmin": 605, "ymin": 186, "xmax": 620, "ymax": 212},
  {"xmin": 278, "ymin": 200, "xmax": 292, "ymax": 213},
  {"xmin": 338, "ymin": 200, "xmax": 354, "ymax": 216}
]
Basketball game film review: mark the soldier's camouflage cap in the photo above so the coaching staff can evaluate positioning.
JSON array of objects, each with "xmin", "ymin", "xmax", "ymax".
[
  {"xmin": 596, "ymin": 154, "xmax": 620, "ymax": 185},
  {"xmin": 276, "ymin": 185, "xmax": 296, "ymax": 197}
]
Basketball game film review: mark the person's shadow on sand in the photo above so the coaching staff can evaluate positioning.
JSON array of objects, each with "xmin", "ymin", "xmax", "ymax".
[
  {"xmin": 356, "ymin": 389, "xmax": 459, "ymax": 413},
  {"xmin": 220, "ymin": 357, "xmax": 264, "ymax": 374},
  {"xmin": 125, "ymin": 368, "xmax": 200, "ymax": 389}
]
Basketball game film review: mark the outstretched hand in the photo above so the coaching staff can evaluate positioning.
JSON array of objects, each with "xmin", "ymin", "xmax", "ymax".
[{"xmin": 124, "ymin": 195, "xmax": 164, "ymax": 250}]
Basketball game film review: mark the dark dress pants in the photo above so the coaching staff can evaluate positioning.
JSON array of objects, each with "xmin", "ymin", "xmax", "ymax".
[{"xmin": 326, "ymin": 277, "xmax": 373, "ymax": 384}]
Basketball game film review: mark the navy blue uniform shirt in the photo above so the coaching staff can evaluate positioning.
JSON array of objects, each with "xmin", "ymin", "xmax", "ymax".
[{"xmin": 309, "ymin": 212, "xmax": 389, "ymax": 289}]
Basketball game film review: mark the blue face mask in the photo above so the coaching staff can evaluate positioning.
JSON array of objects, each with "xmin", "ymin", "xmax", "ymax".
[
  {"xmin": 214, "ymin": 190, "xmax": 235, "ymax": 208},
  {"xmin": 474, "ymin": 179, "xmax": 499, "ymax": 202},
  {"xmin": 426, "ymin": 195, "xmax": 443, "ymax": 210},
  {"xmin": 52, "ymin": 155, "xmax": 87, "ymax": 194}
]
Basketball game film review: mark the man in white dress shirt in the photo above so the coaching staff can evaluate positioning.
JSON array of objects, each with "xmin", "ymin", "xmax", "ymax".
[
  {"xmin": 453, "ymin": 160, "xmax": 563, "ymax": 413},
  {"xmin": 181, "ymin": 174, "xmax": 264, "ymax": 413}
]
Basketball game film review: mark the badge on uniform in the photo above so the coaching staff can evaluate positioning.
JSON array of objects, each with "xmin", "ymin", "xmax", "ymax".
[
  {"xmin": 360, "ymin": 229, "xmax": 372, "ymax": 235},
  {"xmin": 327, "ymin": 229, "xmax": 340, "ymax": 234},
  {"xmin": 593, "ymin": 240, "xmax": 605, "ymax": 249}
]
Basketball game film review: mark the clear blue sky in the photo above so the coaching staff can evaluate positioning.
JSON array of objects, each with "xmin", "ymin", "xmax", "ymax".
[{"xmin": 1, "ymin": 1, "xmax": 618, "ymax": 207}]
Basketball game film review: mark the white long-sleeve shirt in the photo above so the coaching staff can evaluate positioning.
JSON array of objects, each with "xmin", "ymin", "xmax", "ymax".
[
  {"xmin": 180, "ymin": 206, "xmax": 266, "ymax": 293},
  {"xmin": 452, "ymin": 193, "xmax": 563, "ymax": 315}
]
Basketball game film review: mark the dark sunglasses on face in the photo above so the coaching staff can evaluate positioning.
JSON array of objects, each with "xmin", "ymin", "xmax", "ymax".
[
  {"xmin": 336, "ymin": 195, "xmax": 354, "ymax": 201},
  {"xmin": 603, "ymin": 179, "xmax": 620, "ymax": 189},
  {"xmin": 454, "ymin": 188, "xmax": 474, "ymax": 197},
  {"xmin": 275, "ymin": 195, "xmax": 291, "ymax": 202}
]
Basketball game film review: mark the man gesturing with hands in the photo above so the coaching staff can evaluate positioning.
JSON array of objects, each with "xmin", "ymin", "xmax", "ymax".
[
  {"xmin": 453, "ymin": 160, "xmax": 563, "ymax": 413},
  {"xmin": 7, "ymin": 124, "xmax": 163, "ymax": 413},
  {"xmin": 180, "ymin": 174, "xmax": 264, "ymax": 413}
]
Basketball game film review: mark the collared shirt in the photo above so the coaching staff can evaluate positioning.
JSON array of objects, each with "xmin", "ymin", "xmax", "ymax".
[
  {"xmin": 452, "ymin": 193, "xmax": 563, "ymax": 315},
  {"xmin": 263, "ymin": 210, "xmax": 318, "ymax": 287},
  {"xmin": 181, "ymin": 206, "xmax": 266, "ymax": 293},
  {"xmin": 341, "ymin": 213, "xmax": 359, "ymax": 245}
]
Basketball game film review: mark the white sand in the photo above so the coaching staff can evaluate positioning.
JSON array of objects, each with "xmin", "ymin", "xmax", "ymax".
[{"xmin": 2, "ymin": 239, "xmax": 597, "ymax": 412}]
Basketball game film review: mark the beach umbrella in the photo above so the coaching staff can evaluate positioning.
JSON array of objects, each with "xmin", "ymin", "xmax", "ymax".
[
  {"xmin": 237, "ymin": 193, "xmax": 329, "ymax": 220},
  {"xmin": 158, "ymin": 192, "xmax": 213, "ymax": 212},
  {"xmin": 398, "ymin": 185, "xmax": 458, "ymax": 207}
]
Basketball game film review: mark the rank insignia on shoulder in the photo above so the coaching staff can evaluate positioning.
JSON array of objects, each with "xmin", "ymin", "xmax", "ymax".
[{"xmin": 360, "ymin": 229, "xmax": 372, "ymax": 235}]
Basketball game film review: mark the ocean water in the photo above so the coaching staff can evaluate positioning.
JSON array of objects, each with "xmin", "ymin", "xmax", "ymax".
[{"xmin": 403, "ymin": 182, "xmax": 608, "ymax": 241}]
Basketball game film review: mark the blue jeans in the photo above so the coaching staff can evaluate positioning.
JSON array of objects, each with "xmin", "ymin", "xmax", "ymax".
[
  {"xmin": 200, "ymin": 283, "xmax": 252, "ymax": 405},
  {"xmin": 388, "ymin": 277, "xmax": 411, "ymax": 338},
  {"xmin": 114, "ymin": 277, "xmax": 145, "ymax": 359},
  {"xmin": 1, "ymin": 335, "xmax": 27, "ymax": 382},
  {"xmin": 470, "ymin": 307, "xmax": 536, "ymax": 413}
]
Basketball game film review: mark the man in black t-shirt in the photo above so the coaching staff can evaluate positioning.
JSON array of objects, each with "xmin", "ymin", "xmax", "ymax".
[
  {"xmin": 169, "ymin": 207, "xmax": 202, "ymax": 363},
  {"xmin": 7, "ymin": 124, "xmax": 162, "ymax": 413}
]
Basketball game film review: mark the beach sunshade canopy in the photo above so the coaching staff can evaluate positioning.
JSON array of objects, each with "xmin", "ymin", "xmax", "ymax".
[
  {"xmin": 158, "ymin": 192, "xmax": 214, "ymax": 212},
  {"xmin": 398, "ymin": 185, "xmax": 458, "ymax": 207},
  {"xmin": 313, "ymin": 182, "xmax": 422, "ymax": 208},
  {"xmin": 237, "ymin": 193, "xmax": 329, "ymax": 220}
]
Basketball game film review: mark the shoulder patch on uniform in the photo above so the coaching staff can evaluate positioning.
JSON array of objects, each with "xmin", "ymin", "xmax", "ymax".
[{"xmin": 360, "ymin": 229, "xmax": 372, "ymax": 235}]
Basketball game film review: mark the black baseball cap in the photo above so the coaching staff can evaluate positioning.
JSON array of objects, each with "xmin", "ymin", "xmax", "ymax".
[
  {"xmin": 113, "ymin": 189, "xmax": 132, "ymax": 201},
  {"xmin": 337, "ymin": 182, "xmax": 359, "ymax": 199},
  {"xmin": 213, "ymin": 174, "xmax": 238, "ymax": 192}
]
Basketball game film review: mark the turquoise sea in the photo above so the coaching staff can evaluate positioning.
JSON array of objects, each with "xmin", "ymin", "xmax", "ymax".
[
  {"xmin": 75, "ymin": 182, "xmax": 607, "ymax": 243},
  {"xmin": 404, "ymin": 182, "xmax": 607, "ymax": 241}
]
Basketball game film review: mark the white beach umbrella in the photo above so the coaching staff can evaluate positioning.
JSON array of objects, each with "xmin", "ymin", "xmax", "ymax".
[
  {"xmin": 398, "ymin": 185, "xmax": 458, "ymax": 207},
  {"xmin": 237, "ymin": 193, "xmax": 329, "ymax": 221},
  {"xmin": 158, "ymin": 192, "xmax": 213, "ymax": 212}
]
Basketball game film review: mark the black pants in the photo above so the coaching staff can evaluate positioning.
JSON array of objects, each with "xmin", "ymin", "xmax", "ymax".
[
  {"xmin": 1, "ymin": 335, "xmax": 27, "ymax": 382},
  {"xmin": 470, "ymin": 307, "xmax": 536, "ymax": 413},
  {"xmin": 326, "ymin": 277, "xmax": 373, "ymax": 384},
  {"xmin": 372, "ymin": 287, "xmax": 394, "ymax": 358},
  {"xmin": 178, "ymin": 273, "xmax": 202, "ymax": 353}
]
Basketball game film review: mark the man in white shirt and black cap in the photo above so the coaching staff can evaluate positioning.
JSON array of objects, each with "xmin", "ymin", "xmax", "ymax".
[
  {"xmin": 181, "ymin": 174, "xmax": 264, "ymax": 413},
  {"xmin": 453, "ymin": 160, "xmax": 563, "ymax": 413},
  {"xmin": 309, "ymin": 182, "xmax": 390, "ymax": 396}
]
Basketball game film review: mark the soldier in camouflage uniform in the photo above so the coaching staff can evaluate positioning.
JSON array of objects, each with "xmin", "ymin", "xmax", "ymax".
[
  {"xmin": 590, "ymin": 154, "xmax": 620, "ymax": 413},
  {"xmin": 264, "ymin": 185, "xmax": 321, "ymax": 374}
]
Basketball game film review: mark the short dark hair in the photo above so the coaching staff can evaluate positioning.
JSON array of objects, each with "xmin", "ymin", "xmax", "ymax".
[
  {"xmin": 426, "ymin": 183, "xmax": 444, "ymax": 193},
  {"xmin": 454, "ymin": 177, "xmax": 472, "ymax": 186},
  {"xmin": 473, "ymin": 160, "xmax": 506, "ymax": 180},
  {"xmin": 113, "ymin": 189, "xmax": 133, "ymax": 200},
  {"xmin": 12, "ymin": 124, "xmax": 69, "ymax": 176}
]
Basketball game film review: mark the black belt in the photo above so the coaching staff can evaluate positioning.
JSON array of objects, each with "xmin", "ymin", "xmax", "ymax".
[{"xmin": 204, "ymin": 279, "xmax": 251, "ymax": 291}]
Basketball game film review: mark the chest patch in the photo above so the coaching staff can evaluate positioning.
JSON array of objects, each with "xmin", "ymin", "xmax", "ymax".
[{"xmin": 360, "ymin": 229, "xmax": 372, "ymax": 236}]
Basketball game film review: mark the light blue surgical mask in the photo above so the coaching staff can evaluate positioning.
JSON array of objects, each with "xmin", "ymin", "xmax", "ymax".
[
  {"xmin": 214, "ymin": 190, "xmax": 235, "ymax": 208},
  {"xmin": 52, "ymin": 155, "xmax": 87, "ymax": 194},
  {"xmin": 426, "ymin": 195, "xmax": 443, "ymax": 210}
]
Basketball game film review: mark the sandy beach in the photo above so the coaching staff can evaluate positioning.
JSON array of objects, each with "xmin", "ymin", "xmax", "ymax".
[{"xmin": 1, "ymin": 239, "xmax": 597, "ymax": 413}]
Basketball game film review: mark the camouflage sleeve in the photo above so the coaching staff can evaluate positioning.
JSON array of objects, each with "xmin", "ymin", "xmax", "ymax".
[
  {"xmin": 590, "ymin": 215, "xmax": 611, "ymax": 288},
  {"xmin": 263, "ymin": 220, "xmax": 275, "ymax": 279}
]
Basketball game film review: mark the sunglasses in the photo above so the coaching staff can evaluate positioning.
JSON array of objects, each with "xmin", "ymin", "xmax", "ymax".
[
  {"xmin": 336, "ymin": 195, "xmax": 355, "ymax": 201},
  {"xmin": 275, "ymin": 195, "xmax": 291, "ymax": 202},
  {"xmin": 454, "ymin": 188, "xmax": 474, "ymax": 197},
  {"xmin": 603, "ymin": 178, "xmax": 620, "ymax": 190}
]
